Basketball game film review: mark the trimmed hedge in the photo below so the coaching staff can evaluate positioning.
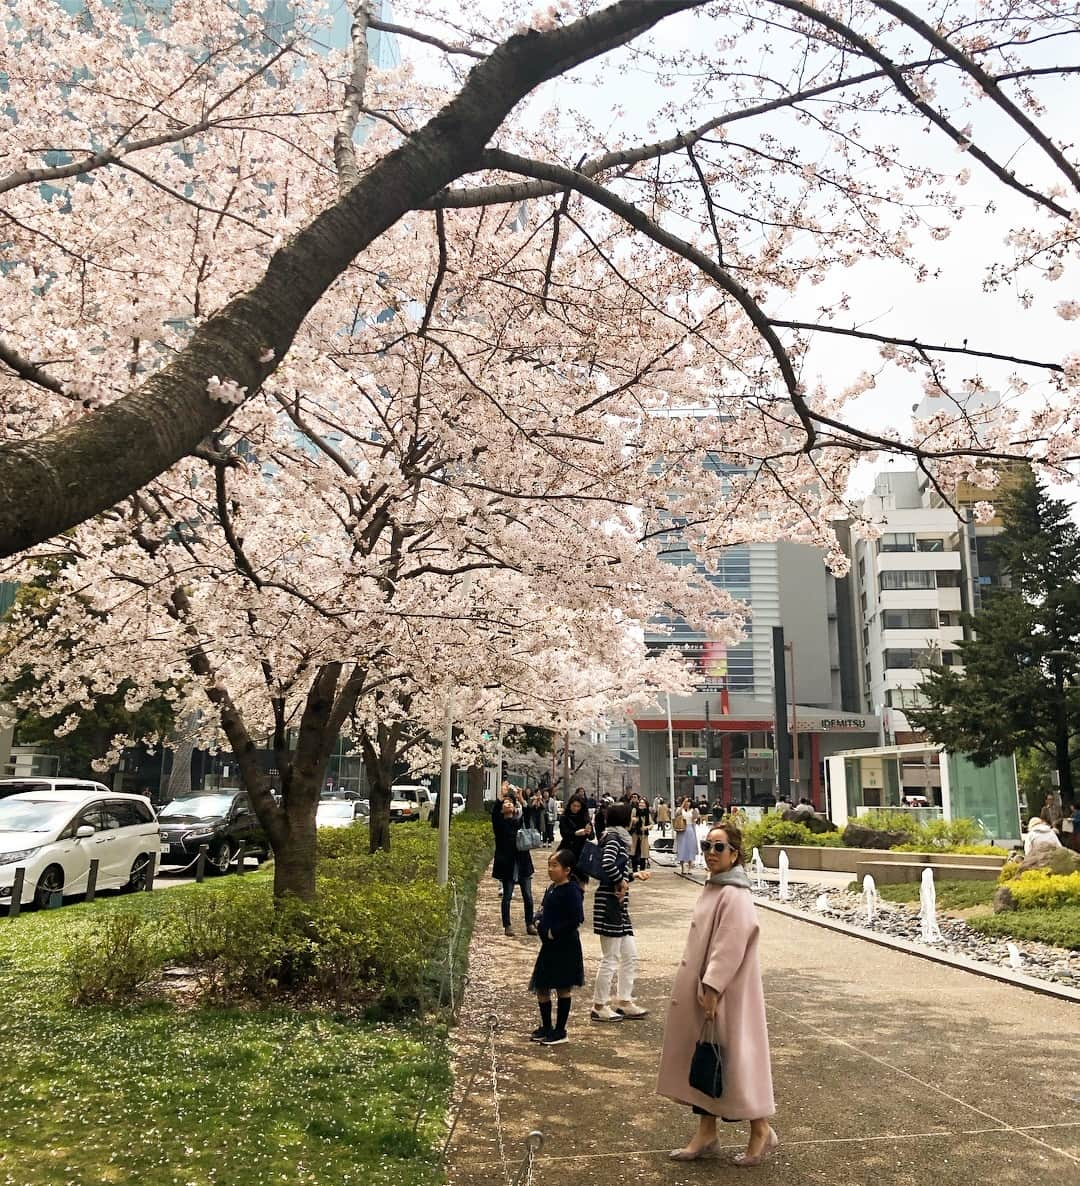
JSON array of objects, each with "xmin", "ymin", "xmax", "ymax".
[
  {"xmin": 968, "ymin": 905, "xmax": 1080, "ymax": 951},
  {"xmin": 68, "ymin": 819, "xmax": 493, "ymax": 1009},
  {"xmin": 1003, "ymin": 868, "xmax": 1080, "ymax": 911}
]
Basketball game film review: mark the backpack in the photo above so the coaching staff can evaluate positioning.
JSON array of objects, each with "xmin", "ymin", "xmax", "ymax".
[
  {"xmin": 673, "ymin": 811, "xmax": 687, "ymax": 833},
  {"xmin": 576, "ymin": 834, "xmax": 628, "ymax": 884}
]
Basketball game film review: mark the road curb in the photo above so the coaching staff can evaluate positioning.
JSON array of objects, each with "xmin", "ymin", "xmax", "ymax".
[{"xmin": 754, "ymin": 897, "xmax": 1080, "ymax": 1004}]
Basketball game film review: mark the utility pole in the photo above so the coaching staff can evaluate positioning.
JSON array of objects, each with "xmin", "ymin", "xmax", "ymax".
[
  {"xmin": 772, "ymin": 626, "xmax": 791, "ymax": 801},
  {"xmin": 665, "ymin": 692, "xmax": 677, "ymax": 814}
]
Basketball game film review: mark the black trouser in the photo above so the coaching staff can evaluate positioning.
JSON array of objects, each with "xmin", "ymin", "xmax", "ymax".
[{"xmin": 500, "ymin": 877, "xmax": 534, "ymax": 928}]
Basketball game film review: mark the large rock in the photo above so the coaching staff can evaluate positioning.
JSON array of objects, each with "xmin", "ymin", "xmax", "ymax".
[
  {"xmin": 842, "ymin": 822, "xmax": 908, "ymax": 850},
  {"xmin": 992, "ymin": 885, "xmax": 1017, "ymax": 913},
  {"xmin": 1018, "ymin": 846, "xmax": 1080, "ymax": 876},
  {"xmin": 804, "ymin": 813, "xmax": 838, "ymax": 835}
]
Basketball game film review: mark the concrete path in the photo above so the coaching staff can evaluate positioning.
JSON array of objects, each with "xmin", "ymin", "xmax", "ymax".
[{"xmin": 446, "ymin": 862, "xmax": 1080, "ymax": 1186}]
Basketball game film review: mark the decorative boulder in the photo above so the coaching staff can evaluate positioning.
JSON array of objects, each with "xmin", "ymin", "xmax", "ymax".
[
  {"xmin": 842, "ymin": 822, "xmax": 908, "ymax": 850},
  {"xmin": 804, "ymin": 813, "xmax": 838, "ymax": 835},
  {"xmin": 992, "ymin": 885, "xmax": 1017, "ymax": 913},
  {"xmin": 1018, "ymin": 846, "xmax": 1080, "ymax": 876}
]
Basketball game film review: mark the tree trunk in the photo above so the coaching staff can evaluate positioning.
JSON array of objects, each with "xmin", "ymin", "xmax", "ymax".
[
  {"xmin": 466, "ymin": 762, "xmax": 486, "ymax": 813},
  {"xmin": 271, "ymin": 773, "xmax": 320, "ymax": 901},
  {"xmin": 1054, "ymin": 667, "xmax": 1074, "ymax": 811},
  {"xmin": 165, "ymin": 735, "xmax": 194, "ymax": 802}
]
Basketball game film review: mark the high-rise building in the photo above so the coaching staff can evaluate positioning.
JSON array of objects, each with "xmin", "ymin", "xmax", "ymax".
[
  {"xmin": 846, "ymin": 460, "xmax": 1021, "ymax": 744},
  {"xmin": 634, "ymin": 503, "xmax": 875, "ymax": 809}
]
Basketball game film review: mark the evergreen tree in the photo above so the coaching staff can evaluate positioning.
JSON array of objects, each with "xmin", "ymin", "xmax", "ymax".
[{"xmin": 910, "ymin": 471, "xmax": 1080, "ymax": 809}]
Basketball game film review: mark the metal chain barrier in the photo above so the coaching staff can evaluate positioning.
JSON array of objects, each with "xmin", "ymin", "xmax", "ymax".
[{"xmin": 511, "ymin": 1131, "xmax": 544, "ymax": 1186}]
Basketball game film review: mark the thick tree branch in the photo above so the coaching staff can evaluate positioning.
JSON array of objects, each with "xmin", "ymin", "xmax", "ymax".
[{"xmin": 0, "ymin": 0, "xmax": 706, "ymax": 560}]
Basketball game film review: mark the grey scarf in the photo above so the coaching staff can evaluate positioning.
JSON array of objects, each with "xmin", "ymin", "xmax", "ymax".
[{"xmin": 706, "ymin": 865, "xmax": 752, "ymax": 890}]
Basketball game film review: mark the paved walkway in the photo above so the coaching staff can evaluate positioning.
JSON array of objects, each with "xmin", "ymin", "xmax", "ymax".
[{"xmin": 446, "ymin": 861, "xmax": 1080, "ymax": 1186}]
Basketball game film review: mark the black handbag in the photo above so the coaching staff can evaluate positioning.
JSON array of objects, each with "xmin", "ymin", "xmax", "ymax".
[{"xmin": 688, "ymin": 1018, "xmax": 724, "ymax": 1098}]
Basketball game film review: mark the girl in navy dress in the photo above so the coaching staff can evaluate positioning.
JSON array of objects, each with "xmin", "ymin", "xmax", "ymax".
[{"xmin": 528, "ymin": 849, "xmax": 585, "ymax": 1046}]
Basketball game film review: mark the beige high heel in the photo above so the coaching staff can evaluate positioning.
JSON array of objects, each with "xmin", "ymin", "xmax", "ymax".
[{"xmin": 732, "ymin": 1128, "xmax": 779, "ymax": 1167}]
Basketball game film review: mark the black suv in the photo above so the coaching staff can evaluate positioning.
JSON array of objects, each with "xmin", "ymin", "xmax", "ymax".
[{"xmin": 157, "ymin": 791, "xmax": 269, "ymax": 873}]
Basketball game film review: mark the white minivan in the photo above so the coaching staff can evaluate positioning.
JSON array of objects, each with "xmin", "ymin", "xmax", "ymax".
[{"xmin": 0, "ymin": 791, "xmax": 161, "ymax": 909}]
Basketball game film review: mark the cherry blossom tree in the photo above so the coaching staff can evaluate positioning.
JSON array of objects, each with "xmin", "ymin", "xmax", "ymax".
[{"xmin": 1, "ymin": 0, "xmax": 1079, "ymax": 563}]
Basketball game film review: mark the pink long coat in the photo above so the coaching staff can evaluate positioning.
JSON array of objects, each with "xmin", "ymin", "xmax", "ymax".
[{"xmin": 656, "ymin": 883, "xmax": 775, "ymax": 1120}]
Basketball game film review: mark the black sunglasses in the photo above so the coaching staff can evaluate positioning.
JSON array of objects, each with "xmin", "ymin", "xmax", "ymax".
[{"xmin": 701, "ymin": 840, "xmax": 734, "ymax": 855}]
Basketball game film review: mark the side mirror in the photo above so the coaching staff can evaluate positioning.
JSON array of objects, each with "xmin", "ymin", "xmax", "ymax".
[{"xmin": 75, "ymin": 824, "xmax": 96, "ymax": 838}]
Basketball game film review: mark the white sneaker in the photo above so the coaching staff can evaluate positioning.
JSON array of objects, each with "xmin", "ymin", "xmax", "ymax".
[
  {"xmin": 615, "ymin": 1001, "xmax": 649, "ymax": 1019},
  {"xmin": 590, "ymin": 1005, "xmax": 624, "ymax": 1023}
]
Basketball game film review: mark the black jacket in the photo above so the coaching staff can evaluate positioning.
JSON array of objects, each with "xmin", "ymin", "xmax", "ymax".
[
  {"xmin": 536, "ymin": 880, "xmax": 584, "ymax": 940},
  {"xmin": 558, "ymin": 808, "xmax": 590, "ymax": 859},
  {"xmin": 492, "ymin": 813, "xmax": 534, "ymax": 881}
]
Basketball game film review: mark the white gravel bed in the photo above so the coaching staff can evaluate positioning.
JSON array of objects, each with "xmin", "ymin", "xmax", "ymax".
[{"xmin": 750, "ymin": 878, "xmax": 1079, "ymax": 990}]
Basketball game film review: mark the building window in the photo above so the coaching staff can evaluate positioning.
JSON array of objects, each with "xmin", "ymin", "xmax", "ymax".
[
  {"xmin": 887, "ymin": 688, "xmax": 928, "ymax": 709},
  {"xmin": 936, "ymin": 570, "xmax": 961, "ymax": 588},
  {"xmin": 879, "ymin": 570, "xmax": 935, "ymax": 591},
  {"xmin": 882, "ymin": 609, "xmax": 938, "ymax": 629},
  {"xmin": 880, "ymin": 533, "xmax": 916, "ymax": 552},
  {"xmin": 939, "ymin": 611, "xmax": 957, "ymax": 627},
  {"xmin": 884, "ymin": 648, "xmax": 931, "ymax": 669},
  {"xmin": 917, "ymin": 538, "xmax": 946, "ymax": 552}
]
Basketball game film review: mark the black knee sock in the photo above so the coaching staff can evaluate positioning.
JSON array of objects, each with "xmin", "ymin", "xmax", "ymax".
[
  {"xmin": 555, "ymin": 996, "xmax": 572, "ymax": 1033},
  {"xmin": 539, "ymin": 999, "xmax": 553, "ymax": 1030}
]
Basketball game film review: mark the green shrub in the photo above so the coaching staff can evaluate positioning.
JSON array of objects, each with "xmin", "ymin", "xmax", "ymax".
[
  {"xmin": 739, "ymin": 817, "xmax": 844, "ymax": 852},
  {"xmin": 64, "ymin": 818, "xmax": 493, "ymax": 1009},
  {"xmin": 1006, "ymin": 869, "xmax": 1080, "ymax": 911},
  {"xmin": 852, "ymin": 879, "xmax": 996, "ymax": 910},
  {"xmin": 68, "ymin": 912, "xmax": 166, "ymax": 1004},
  {"xmin": 968, "ymin": 905, "xmax": 1080, "ymax": 950},
  {"xmin": 853, "ymin": 811, "xmax": 996, "ymax": 853}
]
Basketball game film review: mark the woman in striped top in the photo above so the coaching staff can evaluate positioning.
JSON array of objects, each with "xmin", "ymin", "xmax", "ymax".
[{"xmin": 590, "ymin": 802, "xmax": 652, "ymax": 1023}]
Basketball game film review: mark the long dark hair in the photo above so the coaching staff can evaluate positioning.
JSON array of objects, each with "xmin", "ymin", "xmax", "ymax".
[{"xmin": 606, "ymin": 802, "xmax": 631, "ymax": 829}]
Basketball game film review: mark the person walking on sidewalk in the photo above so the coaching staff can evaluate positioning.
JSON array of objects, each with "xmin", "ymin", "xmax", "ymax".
[
  {"xmin": 656, "ymin": 798, "xmax": 671, "ymax": 837},
  {"xmin": 543, "ymin": 791, "xmax": 559, "ymax": 846},
  {"xmin": 629, "ymin": 793, "xmax": 651, "ymax": 872},
  {"xmin": 674, "ymin": 796, "xmax": 699, "ymax": 874},
  {"xmin": 528, "ymin": 849, "xmax": 585, "ymax": 1046},
  {"xmin": 492, "ymin": 796, "xmax": 538, "ymax": 936},
  {"xmin": 559, "ymin": 793, "xmax": 593, "ymax": 872},
  {"xmin": 657, "ymin": 821, "xmax": 777, "ymax": 1167},
  {"xmin": 590, "ymin": 802, "xmax": 652, "ymax": 1023}
]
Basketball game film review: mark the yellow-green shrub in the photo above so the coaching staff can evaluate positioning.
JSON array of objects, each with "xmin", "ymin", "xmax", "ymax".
[{"xmin": 1006, "ymin": 868, "xmax": 1080, "ymax": 911}]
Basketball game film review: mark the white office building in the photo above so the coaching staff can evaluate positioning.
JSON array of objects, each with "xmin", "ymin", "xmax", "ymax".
[{"xmin": 848, "ymin": 467, "xmax": 1011, "ymax": 743}]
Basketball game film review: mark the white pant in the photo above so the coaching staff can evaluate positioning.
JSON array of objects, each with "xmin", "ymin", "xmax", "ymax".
[{"xmin": 593, "ymin": 934, "xmax": 638, "ymax": 1005}]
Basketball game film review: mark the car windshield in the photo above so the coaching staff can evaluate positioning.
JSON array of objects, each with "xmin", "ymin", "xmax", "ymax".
[
  {"xmin": 159, "ymin": 795, "xmax": 234, "ymax": 819},
  {"xmin": 0, "ymin": 799, "xmax": 74, "ymax": 833},
  {"xmin": 393, "ymin": 789, "xmax": 421, "ymax": 801},
  {"xmin": 317, "ymin": 802, "xmax": 355, "ymax": 820},
  {"xmin": 0, "ymin": 781, "xmax": 54, "ymax": 796}
]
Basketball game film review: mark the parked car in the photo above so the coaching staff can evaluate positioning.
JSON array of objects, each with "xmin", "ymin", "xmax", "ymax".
[
  {"xmin": 0, "ymin": 790, "xmax": 160, "ymax": 909},
  {"xmin": 0, "ymin": 777, "xmax": 112, "ymax": 801},
  {"xmin": 389, "ymin": 784, "xmax": 432, "ymax": 823},
  {"xmin": 316, "ymin": 799, "xmax": 363, "ymax": 829},
  {"xmin": 157, "ymin": 791, "xmax": 269, "ymax": 873},
  {"xmin": 452, "ymin": 793, "xmax": 465, "ymax": 816}
]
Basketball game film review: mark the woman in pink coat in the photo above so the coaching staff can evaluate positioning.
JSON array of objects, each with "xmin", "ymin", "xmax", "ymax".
[{"xmin": 656, "ymin": 821, "xmax": 777, "ymax": 1165}]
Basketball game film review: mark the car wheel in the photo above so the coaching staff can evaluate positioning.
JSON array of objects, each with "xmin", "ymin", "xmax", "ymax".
[
  {"xmin": 33, "ymin": 865, "xmax": 65, "ymax": 910},
  {"xmin": 121, "ymin": 854, "xmax": 152, "ymax": 893},
  {"xmin": 209, "ymin": 840, "xmax": 234, "ymax": 875}
]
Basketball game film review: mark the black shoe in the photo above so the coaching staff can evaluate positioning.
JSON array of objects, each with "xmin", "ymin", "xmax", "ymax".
[
  {"xmin": 530, "ymin": 1026, "xmax": 553, "ymax": 1043},
  {"xmin": 526, "ymin": 923, "xmax": 539, "ymax": 936},
  {"xmin": 541, "ymin": 1029, "xmax": 568, "ymax": 1046}
]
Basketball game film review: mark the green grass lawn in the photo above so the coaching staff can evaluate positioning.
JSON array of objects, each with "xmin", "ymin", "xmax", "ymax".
[
  {"xmin": 967, "ymin": 905, "xmax": 1080, "ymax": 951},
  {"xmin": 847, "ymin": 878, "xmax": 997, "ymax": 910},
  {"xmin": 0, "ymin": 876, "xmax": 452, "ymax": 1186}
]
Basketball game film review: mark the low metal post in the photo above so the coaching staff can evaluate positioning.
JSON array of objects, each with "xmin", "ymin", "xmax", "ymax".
[
  {"xmin": 195, "ymin": 844, "xmax": 207, "ymax": 882},
  {"xmin": 235, "ymin": 844, "xmax": 246, "ymax": 874},
  {"xmin": 85, "ymin": 858, "xmax": 99, "ymax": 902},
  {"xmin": 9, "ymin": 868, "xmax": 24, "ymax": 918},
  {"xmin": 144, "ymin": 853, "xmax": 156, "ymax": 892}
]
